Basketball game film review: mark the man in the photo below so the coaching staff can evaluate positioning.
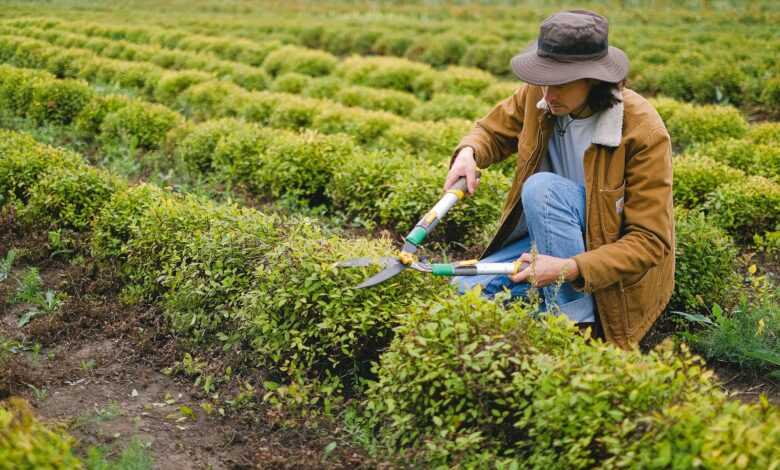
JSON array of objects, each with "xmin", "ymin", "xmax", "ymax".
[{"xmin": 444, "ymin": 10, "xmax": 674, "ymax": 350}]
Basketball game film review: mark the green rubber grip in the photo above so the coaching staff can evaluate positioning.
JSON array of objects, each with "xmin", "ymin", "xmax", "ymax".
[
  {"xmin": 406, "ymin": 226, "xmax": 427, "ymax": 246},
  {"xmin": 431, "ymin": 264, "xmax": 455, "ymax": 276}
]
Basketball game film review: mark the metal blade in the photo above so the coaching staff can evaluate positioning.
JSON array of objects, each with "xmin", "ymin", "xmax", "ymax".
[
  {"xmin": 335, "ymin": 256, "xmax": 395, "ymax": 268},
  {"xmin": 401, "ymin": 240, "xmax": 418, "ymax": 254},
  {"xmin": 356, "ymin": 261, "xmax": 406, "ymax": 288}
]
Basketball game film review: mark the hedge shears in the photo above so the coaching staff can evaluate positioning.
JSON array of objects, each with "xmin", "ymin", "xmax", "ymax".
[{"xmin": 337, "ymin": 175, "xmax": 529, "ymax": 288}]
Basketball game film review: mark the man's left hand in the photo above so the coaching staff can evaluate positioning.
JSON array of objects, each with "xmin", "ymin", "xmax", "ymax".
[{"xmin": 510, "ymin": 253, "xmax": 579, "ymax": 287}]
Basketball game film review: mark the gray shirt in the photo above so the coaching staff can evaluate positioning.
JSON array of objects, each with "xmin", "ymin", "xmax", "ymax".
[{"xmin": 548, "ymin": 112, "xmax": 600, "ymax": 186}]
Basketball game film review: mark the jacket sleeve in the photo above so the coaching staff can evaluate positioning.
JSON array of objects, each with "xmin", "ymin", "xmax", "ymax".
[
  {"xmin": 571, "ymin": 125, "xmax": 674, "ymax": 292},
  {"xmin": 449, "ymin": 83, "xmax": 528, "ymax": 169}
]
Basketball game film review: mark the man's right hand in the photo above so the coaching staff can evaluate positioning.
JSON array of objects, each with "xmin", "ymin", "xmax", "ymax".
[{"xmin": 444, "ymin": 146, "xmax": 480, "ymax": 195}]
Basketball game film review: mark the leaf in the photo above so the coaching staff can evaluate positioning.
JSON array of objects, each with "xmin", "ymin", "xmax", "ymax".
[
  {"xmin": 671, "ymin": 310, "xmax": 714, "ymax": 326},
  {"xmin": 743, "ymin": 349, "xmax": 780, "ymax": 367},
  {"xmin": 18, "ymin": 309, "xmax": 40, "ymax": 327}
]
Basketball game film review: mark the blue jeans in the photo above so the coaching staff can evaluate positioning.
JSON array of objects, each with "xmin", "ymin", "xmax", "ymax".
[{"xmin": 452, "ymin": 172, "xmax": 595, "ymax": 323}]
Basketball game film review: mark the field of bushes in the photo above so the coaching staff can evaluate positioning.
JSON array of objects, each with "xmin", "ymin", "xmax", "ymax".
[{"xmin": 0, "ymin": 0, "xmax": 778, "ymax": 468}]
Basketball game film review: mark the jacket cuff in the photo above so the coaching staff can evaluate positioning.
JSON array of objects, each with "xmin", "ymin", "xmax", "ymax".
[{"xmin": 571, "ymin": 254, "xmax": 592, "ymax": 293}]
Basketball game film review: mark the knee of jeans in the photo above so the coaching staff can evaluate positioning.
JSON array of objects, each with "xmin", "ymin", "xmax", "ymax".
[
  {"xmin": 451, "ymin": 276, "xmax": 473, "ymax": 295},
  {"xmin": 522, "ymin": 171, "xmax": 557, "ymax": 215}
]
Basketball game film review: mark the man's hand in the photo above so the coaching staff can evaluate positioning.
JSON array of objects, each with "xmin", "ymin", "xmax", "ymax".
[
  {"xmin": 444, "ymin": 147, "xmax": 480, "ymax": 195},
  {"xmin": 510, "ymin": 253, "xmax": 580, "ymax": 287}
]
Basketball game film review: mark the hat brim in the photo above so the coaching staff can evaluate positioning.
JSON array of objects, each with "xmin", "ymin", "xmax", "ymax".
[{"xmin": 510, "ymin": 40, "xmax": 629, "ymax": 86}]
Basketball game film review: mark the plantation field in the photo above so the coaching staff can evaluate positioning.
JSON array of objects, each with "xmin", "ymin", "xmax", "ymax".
[{"xmin": 0, "ymin": 0, "xmax": 778, "ymax": 468}]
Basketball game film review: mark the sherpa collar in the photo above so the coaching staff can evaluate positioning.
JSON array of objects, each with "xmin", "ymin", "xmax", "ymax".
[{"xmin": 535, "ymin": 92, "xmax": 624, "ymax": 148}]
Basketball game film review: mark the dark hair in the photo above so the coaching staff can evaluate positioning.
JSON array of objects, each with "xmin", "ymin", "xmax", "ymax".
[{"xmin": 587, "ymin": 79, "xmax": 625, "ymax": 113}]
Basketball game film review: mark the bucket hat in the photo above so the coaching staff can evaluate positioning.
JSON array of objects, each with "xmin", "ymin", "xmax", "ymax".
[{"xmin": 511, "ymin": 10, "xmax": 629, "ymax": 86}]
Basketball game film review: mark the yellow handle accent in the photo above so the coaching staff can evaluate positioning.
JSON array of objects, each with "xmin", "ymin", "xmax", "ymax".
[
  {"xmin": 398, "ymin": 251, "xmax": 417, "ymax": 266},
  {"xmin": 423, "ymin": 210, "xmax": 437, "ymax": 225},
  {"xmin": 512, "ymin": 260, "xmax": 526, "ymax": 275},
  {"xmin": 455, "ymin": 259, "xmax": 479, "ymax": 267},
  {"xmin": 446, "ymin": 189, "xmax": 465, "ymax": 200}
]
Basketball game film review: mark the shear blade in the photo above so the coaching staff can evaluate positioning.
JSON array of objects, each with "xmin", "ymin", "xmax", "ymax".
[
  {"xmin": 336, "ymin": 256, "xmax": 395, "ymax": 268},
  {"xmin": 356, "ymin": 261, "xmax": 406, "ymax": 288}
]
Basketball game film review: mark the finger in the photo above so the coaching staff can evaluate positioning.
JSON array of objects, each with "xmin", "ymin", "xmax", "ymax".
[
  {"xmin": 473, "ymin": 174, "xmax": 481, "ymax": 192},
  {"xmin": 443, "ymin": 171, "xmax": 460, "ymax": 192},
  {"xmin": 512, "ymin": 266, "xmax": 531, "ymax": 284},
  {"xmin": 518, "ymin": 252, "xmax": 532, "ymax": 263},
  {"xmin": 465, "ymin": 168, "xmax": 476, "ymax": 195}
]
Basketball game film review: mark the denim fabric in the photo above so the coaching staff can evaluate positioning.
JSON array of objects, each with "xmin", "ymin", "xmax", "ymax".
[{"xmin": 452, "ymin": 171, "xmax": 595, "ymax": 323}]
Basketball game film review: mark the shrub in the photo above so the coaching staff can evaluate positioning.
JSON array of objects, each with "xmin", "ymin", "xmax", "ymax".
[
  {"xmin": 211, "ymin": 123, "xmax": 276, "ymax": 185},
  {"xmin": 270, "ymin": 72, "xmax": 312, "ymax": 94},
  {"xmin": 479, "ymin": 81, "xmax": 520, "ymax": 104},
  {"xmin": 99, "ymin": 100, "xmax": 183, "ymax": 150},
  {"xmin": 312, "ymin": 106, "xmax": 400, "ymax": 145},
  {"xmin": 262, "ymin": 45, "xmax": 337, "ymax": 77},
  {"xmin": 705, "ymin": 175, "xmax": 780, "ymax": 239},
  {"xmin": 337, "ymin": 56, "xmax": 435, "ymax": 96},
  {"xmin": 27, "ymin": 77, "xmax": 94, "ymax": 125},
  {"xmin": 152, "ymin": 70, "xmax": 211, "ymax": 105},
  {"xmin": 672, "ymin": 208, "xmax": 740, "ymax": 313},
  {"xmin": 301, "ymin": 75, "xmax": 343, "ymax": 99},
  {"xmin": 73, "ymin": 94, "xmax": 133, "ymax": 136},
  {"xmin": 653, "ymin": 99, "xmax": 749, "ymax": 149},
  {"xmin": 91, "ymin": 183, "xmax": 166, "ymax": 263},
  {"xmin": 746, "ymin": 121, "xmax": 780, "ymax": 145},
  {"xmin": 378, "ymin": 162, "xmax": 507, "ymax": 245},
  {"xmin": 0, "ymin": 130, "xmax": 82, "ymax": 207},
  {"xmin": 335, "ymin": 86, "xmax": 420, "ymax": 117},
  {"xmin": 691, "ymin": 63, "xmax": 747, "ymax": 106},
  {"xmin": 372, "ymin": 33, "xmax": 414, "ymax": 57},
  {"xmin": 238, "ymin": 223, "xmax": 445, "ymax": 392},
  {"xmin": 252, "ymin": 131, "xmax": 356, "ymax": 205},
  {"xmin": 405, "ymin": 34, "xmax": 467, "ymax": 68},
  {"xmin": 672, "ymin": 154, "xmax": 745, "ymax": 207},
  {"xmin": 178, "ymin": 80, "xmax": 243, "ymax": 120},
  {"xmin": 173, "ymin": 118, "xmax": 251, "ymax": 174},
  {"xmin": 23, "ymin": 164, "xmax": 124, "ymax": 231},
  {"xmin": 266, "ymin": 94, "xmax": 319, "ymax": 130},
  {"xmin": 689, "ymin": 138, "xmax": 780, "ymax": 180},
  {"xmin": 0, "ymin": 64, "xmax": 51, "ymax": 116},
  {"xmin": 432, "ymin": 65, "xmax": 495, "ymax": 96},
  {"xmin": 380, "ymin": 118, "xmax": 471, "ymax": 158},
  {"xmin": 760, "ymin": 76, "xmax": 780, "ymax": 115},
  {"xmin": 0, "ymin": 398, "xmax": 81, "ymax": 469},
  {"xmin": 410, "ymin": 93, "xmax": 490, "ymax": 121}
]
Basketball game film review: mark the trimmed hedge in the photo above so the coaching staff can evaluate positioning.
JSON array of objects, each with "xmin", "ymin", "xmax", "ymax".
[
  {"xmin": 672, "ymin": 154, "xmax": 745, "ymax": 208},
  {"xmin": 364, "ymin": 290, "xmax": 780, "ymax": 467},
  {"xmin": 705, "ymin": 175, "xmax": 780, "ymax": 240}
]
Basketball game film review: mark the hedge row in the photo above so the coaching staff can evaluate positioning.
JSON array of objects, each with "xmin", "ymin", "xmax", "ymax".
[
  {"xmin": 3, "ymin": 129, "xmax": 778, "ymax": 467},
  {"xmin": 0, "ymin": 32, "xmax": 765, "ymax": 161},
  {"xmin": 0, "ymin": 64, "xmax": 504, "ymax": 246},
  {"xmin": 0, "ymin": 64, "xmax": 760, "ymax": 311},
  {"xmin": 1, "ymin": 20, "xmax": 509, "ymax": 115},
  {"xmin": 364, "ymin": 289, "xmax": 780, "ymax": 467}
]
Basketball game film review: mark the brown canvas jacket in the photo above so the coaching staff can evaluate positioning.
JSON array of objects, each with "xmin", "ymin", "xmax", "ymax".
[{"xmin": 451, "ymin": 83, "xmax": 675, "ymax": 350}]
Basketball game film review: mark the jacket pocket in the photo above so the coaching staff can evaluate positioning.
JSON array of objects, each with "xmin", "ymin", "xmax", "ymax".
[
  {"xmin": 620, "ymin": 264, "xmax": 661, "ymax": 335},
  {"xmin": 599, "ymin": 180, "xmax": 626, "ymax": 239}
]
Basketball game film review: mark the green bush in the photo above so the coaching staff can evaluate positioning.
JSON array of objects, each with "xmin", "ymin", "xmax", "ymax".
[
  {"xmin": 410, "ymin": 93, "xmax": 490, "ymax": 121},
  {"xmin": 211, "ymin": 123, "xmax": 276, "ymax": 185},
  {"xmin": 689, "ymin": 138, "xmax": 780, "ymax": 181},
  {"xmin": 152, "ymin": 70, "xmax": 211, "ymax": 105},
  {"xmin": 672, "ymin": 154, "xmax": 745, "ymax": 207},
  {"xmin": 378, "ymin": 162, "xmax": 507, "ymax": 245},
  {"xmin": 705, "ymin": 175, "xmax": 780, "ymax": 240},
  {"xmin": 672, "ymin": 208, "xmax": 740, "ymax": 313},
  {"xmin": 270, "ymin": 72, "xmax": 312, "ymax": 94},
  {"xmin": 0, "ymin": 398, "xmax": 81, "ymax": 470},
  {"xmin": 23, "ymin": 164, "xmax": 124, "ymax": 231},
  {"xmin": 0, "ymin": 130, "xmax": 82, "ymax": 207},
  {"xmin": 99, "ymin": 100, "xmax": 183, "ymax": 150},
  {"xmin": 0, "ymin": 64, "xmax": 52, "ymax": 116},
  {"xmin": 760, "ymin": 76, "xmax": 780, "ymax": 114},
  {"xmin": 91, "ymin": 183, "xmax": 166, "ymax": 263},
  {"xmin": 651, "ymin": 98, "xmax": 749, "ymax": 149},
  {"xmin": 262, "ymin": 45, "xmax": 337, "ymax": 77},
  {"xmin": 173, "ymin": 118, "xmax": 249, "ymax": 174},
  {"xmin": 372, "ymin": 33, "xmax": 414, "ymax": 57},
  {"xmin": 178, "ymin": 80, "xmax": 243, "ymax": 120},
  {"xmin": 252, "ymin": 131, "xmax": 356, "ymax": 204},
  {"xmin": 238, "ymin": 223, "xmax": 445, "ymax": 392},
  {"xmin": 27, "ymin": 77, "xmax": 94, "ymax": 125},
  {"xmin": 691, "ymin": 63, "xmax": 747, "ymax": 106},
  {"xmin": 432, "ymin": 66, "xmax": 495, "ymax": 96},
  {"xmin": 301, "ymin": 75, "xmax": 343, "ymax": 99},
  {"xmin": 73, "ymin": 94, "xmax": 133, "ymax": 136},
  {"xmin": 337, "ymin": 56, "xmax": 435, "ymax": 97},
  {"xmin": 380, "ymin": 118, "xmax": 471, "ymax": 158},
  {"xmin": 405, "ymin": 33, "xmax": 467, "ymax": 68},
  {"xmin": 266, "ymin": 94, "xmax": 319, "ymax": 130},
  {"xmin": 479, "ymin": 81, "xmax": 520, "ymax": 104},
  {"xmin": 312, "ymin": 106, "xmax": 400, "ymax": 145},
  {"xmin": 335, "ymin": 85, "xmax": 419, "ymax": 117},
  {"xmin": 364, "ymin": 290, "xmax": 769, "ymax": 467},
  {"xmin": 746, "ymin": 121, "xmax": 780, "ymax": 145}
]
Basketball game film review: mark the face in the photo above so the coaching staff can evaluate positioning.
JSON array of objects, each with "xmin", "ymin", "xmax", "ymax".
[{"xmin": 542, "ymin": 79, "xmax": 595, "ymax": 116}]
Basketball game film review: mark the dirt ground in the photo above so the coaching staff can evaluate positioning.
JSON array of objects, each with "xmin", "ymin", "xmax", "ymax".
[{"xmin": 0, "ymin": 225, "xmax": 372, "ymax": 469}]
